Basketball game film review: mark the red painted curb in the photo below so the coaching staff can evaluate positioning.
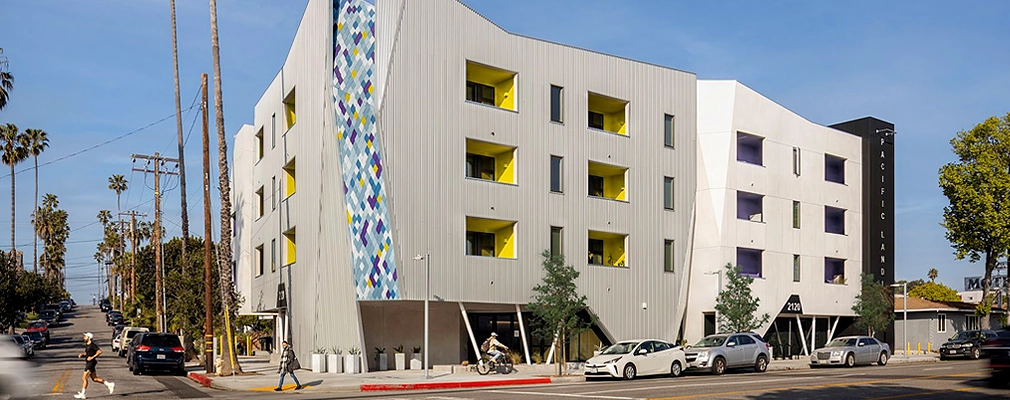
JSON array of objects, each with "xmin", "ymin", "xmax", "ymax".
[
  {"xmin": 188, "ymin": 372, "xmax": 213, "ymax": 388},
  {"xmin": 360, "ymin": 377, "xmax": 552, "ymax": 392}
]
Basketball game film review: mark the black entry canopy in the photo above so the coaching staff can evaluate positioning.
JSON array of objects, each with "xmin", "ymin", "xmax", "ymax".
[{"xmin": 780, "ymin": 294, "xmax": 803, "ymax": 315}]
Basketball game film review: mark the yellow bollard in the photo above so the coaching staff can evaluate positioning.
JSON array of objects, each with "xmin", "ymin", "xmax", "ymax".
[
  {"xmin": 928, "ymin": 342, "xmax": 931, "ymax": 353},
  {"xmin": 917, "ymin": 342, "xmax": 921, "ymax": 355},
  {"xmin": 906, "ymin": 342, "xmax": 910, "ymax": 355}
]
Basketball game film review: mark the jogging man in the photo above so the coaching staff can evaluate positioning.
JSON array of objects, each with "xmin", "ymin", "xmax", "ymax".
[{"xmin": 75, "ymin": 332, "xmax": 114, "ymax": 399}]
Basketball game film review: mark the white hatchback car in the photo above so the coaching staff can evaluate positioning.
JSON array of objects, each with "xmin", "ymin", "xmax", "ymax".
[{"xmin": 584, "ymin": 339, "xmax": 687, "ymax": 380}]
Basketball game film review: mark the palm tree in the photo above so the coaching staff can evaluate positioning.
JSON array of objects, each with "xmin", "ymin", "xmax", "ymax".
[
  {"xmin": 108, "ymin": 174, "xmax": 128, "ymax": 238},
  {"xmin": 0, "ymin": 48, "xmax": 13, "ymax": 112},
  {"xmin": 928, "ymin": 268, "xmax": 939, "ymax": 283},
  {"xmin": 170, "ymin": 0, "xmax": 190, "ymax": 255},
  {"xmin": 25, "ymin": 129, "xmax": 48, "ymax": 273},
  {"xmin": 0, "ymin": 123, "xmax": 28, "ymax": 253},
  {"xmin": 209, "ymin": 0, "xmax": 242, "ymax": 374}
]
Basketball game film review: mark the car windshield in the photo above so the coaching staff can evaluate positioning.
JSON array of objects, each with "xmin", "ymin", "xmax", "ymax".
[
  {"xmin": 26, "ymin": 332, "xmax": 42, "ymax": 339},
  {"xmin": 12, "ymin": 336, "xmax": 24, "ymax": 344},
  {"xmin": 694, "ymin": 336, "xmax": 728, "ymax": 347},
  {"xmin": 951, "ymin": 331, "xmax": 978, "ymax": 341},
  {"xmin": 142, "ymin": 335, "xmax": 181, "ymax": 347},
  {"xmin": 126, "ymin": 330, "xmax": 146, "ymax": 339},
  {"xmin": 27, "ymin": 322, "xmax": 44, "ymax": 329},
  {"xmin": 41, "ymin": 311, "xmax": 55, "ymax": 317},
  {"xmin": 826, "ymin": 338, "xmax": 857, "ymax": 347},
  {"xmin": 601, "ymin": 342, "xmax": 639, "ymax": 355}
]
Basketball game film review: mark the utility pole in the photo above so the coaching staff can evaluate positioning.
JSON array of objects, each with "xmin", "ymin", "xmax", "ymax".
[
  {"xmin": 201, "ymin": 73, "xmax": 215, "ymax": 374},
  {"xmin": 170, "ymin": 0, "xmax": 190, "ymax": 260},
  {"xmin": 119, "ymin": 211, "xmax": 147, "ymax": 302},
  {"xmin": 132, "ymin": 152, "xmax": 179, "ymax": 333}
]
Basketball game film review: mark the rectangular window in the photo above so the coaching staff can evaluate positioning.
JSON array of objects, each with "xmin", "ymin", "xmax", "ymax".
[
  {"xmin": 966, "ymin": 315, "xmax": 980, "ymax": 331},
  {"xmin": 283, "ymin": 158, "xmax": 296, "ymax": 198},
  {"xmin": 466, "ymin": 81, "xmax": 495, "ymax": 105},
  {"xmin": 736, "ymin": 132, "xmax": 764, "ymax": 165},
  {"xmin": 664, "ymin": 114, "xmax": 675, "ymax": 148},
  {"xmin": 283, "ymin": 228, "xmax": 296, "ymax": 265},
  {"xmin": 255, "ymin": 129, "xmax": 264, "ymax": 160},
  {"xmin": 550, "ymin": 156, "xmax": 563, "ymax": 193},
  {"xmin": 270, "ymin": 239, "xmax": 277, "ymax": 273},
  {"xmin": 737, "ymin": 191, "xmax": 763, "ymax": 222},
  {"xmin": 466, "ymin": 153, "xmax": 495, "ymax": 180},
  {"xmin": 792, "ymin": 146, "xmax": 801, "ymax": 176},
  {"xmin": 825, "ymin": 206, "xmax": 845, "ymax": 234},
  {"xmin": 271, "ymin": 177, "xmax": 277, "ymax": 210},
  {"xmin": 255, "ymin": 187, "xmax": 264, "ymax": 218},
  {"xmin": 465, "ymin": 61, "xmax": 516, "ymax": 110},
  {"xmin": 550, "ymin": 85, "xmax": 563, "ymax": 123},
  {"xmin": 793, "ymin": 254, "xmax": 801, "ymax": 282},
  {"xmin": 588, "ymin": 230, "xmax": 627, "ymax": 267},
  {"xmin": 587, "ymin": 161, "xmax": 629, "ymax": 201},
  {"xmin": 824, "ymin": 257, "xmax": 845, "ymax": 284},
  {"xmin": 271, "ymin": 113, "xmax": 277, "ymax": 149},
  {"xmin": 792, "ymin": 201, "xmax": 800, "ymax": 229},
  {"xmin": 736, "ymin": 247, "xmax": 763, "ymax": 278},
  {"xmin": 664, "ymin": 240, "xmax": 675, "ymax": 273},
  {"xmin": 255, "ymin": 245, "xmax": 264, "ymax": 277},
  {"xmin": 550, "ymin": 226, "xmax": 563, "ymax": 257},
  {"xmin": 465, "ymin": 216, "xmax": 517, "ymax": 258},
  {"xmin": 465, "ymin": 139, "xmax": 516, "ymax": 184},
  {"xmin": 588, "ymin": 175, "xmax": 605, "ymax": 197},
  {"xmin": 283, "ymin": 89, "xmax": 296, "ymax": 130},
  {"xmin": 825, "ymin": 154, "xmax": 845, "ymax": 184},
  {"xmin": 937, "ymin": 314, "xmax": 946, "ymax": 333},
  {"xmin": 663, "ymin": 177, "xmax": 675, "ymax": 210},
  {"xmin": 588, "ymin": 111, "xmax": 605, "ymax": 130}
]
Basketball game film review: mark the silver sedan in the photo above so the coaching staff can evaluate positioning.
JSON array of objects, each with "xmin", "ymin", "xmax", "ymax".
[{"xmin": 810, "ymin": 336, "xmax": 890, "ymax": 367}]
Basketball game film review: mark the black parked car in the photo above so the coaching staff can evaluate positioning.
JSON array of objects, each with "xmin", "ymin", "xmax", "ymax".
[
  {"xmin": 38, "ymin": 310, "xmax": 59, "ymax": 327},
  {"xmin": 24, "ymin": 331, "xmax": 46, "ymax": 350},
  {"xmin": 982, "ymin": 329, "xmax": 1010, "ymax": 386},
  {"xmin": 106, "ymin": 311, "xmax": 124, "ymax": 326},
  {"xmin": 127, "ymin": 333, "xmax": 186, "ymax": 375},
  {"xmin": 939, "ymin": 329, "xmax": 997, "ymax": 360},
  {"xmin": 99, "ymin": 299, "xmax": 112, "ymax": 312}
]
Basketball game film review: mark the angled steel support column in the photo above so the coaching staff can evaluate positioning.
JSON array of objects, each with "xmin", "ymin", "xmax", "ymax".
[
  {"xmin": 515, "ymin": 304, "xmax": 531, "ymax": 365},
  {"xmin": 796, "ymin": 315, "xmax": 809, "ymax": 356},
  {"xmin": 459, "ymin": 302, "xmax": 481, "ymax": 362}
]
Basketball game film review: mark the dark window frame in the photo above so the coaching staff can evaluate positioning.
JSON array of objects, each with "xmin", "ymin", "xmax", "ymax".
[
  {"xmin": 588, "ymin": 175, "xmax": 605, "ymax": 197},
  {"xmin": 588, "ymin": 238, "xmax": 605, "ymax": 265},
  {"xmin": 466, "ymin": 81, "xmax": 495, "ymax": 106},
  {"xmin": 737, "ymin": 247, "xmax": 763, "ymax": 278},
  {"xmin": 588, "ymin": 111, "xmax": 605, "ymax": 130},
  {"xmin": 550, "ymin": 226, "xmax": 563, "ymax": 257},
  {"xmin": 550, "ymin": 155, "xmax": 564, "ymax": 193},
  {"xmin": 825, "ymin": 206, "xmax": 846, "ymax": 235},
  {"xmin": 466, "ymin": 153, "xmax": 496, "ymax": 181},
  {"xmin": 550, "ymin": 85, "xmax": 564, "ymax": 123},
  {"xmin": 664, "ymin": 114, "xmax": 675, "ymax": 148},
  {"xmin": 663, "ymin": 177, "xmax": 675, "ymax": 210},
  {"xmin": 466, "ymin": 231, "xmax": 496, "ymax": 257},
  {"xmin": 664, "ymin": 240, "xmax": 675, "ymax": 273}
]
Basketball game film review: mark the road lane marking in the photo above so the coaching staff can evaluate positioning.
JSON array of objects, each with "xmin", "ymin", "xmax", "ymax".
[
  {"xmin": 922, "ymin": 366, "xmax": 953, "ymax": 371},
  {"xmin": 51, "ymin": 369, "xmax": 71, "ymax": 393},
  {"xmin": 579, "ymin": 376, "xmax": 825, "ymax": 395},
  {"xmin": 491, "ymin": 389, "xmax": 632, "ymax": 399},
  {"xmin": 865, "ymin": 387, "xmax": 980, "ymax": 399},
  {"xmin": 647, "ymin": 371, "xmax": 986, "ymax": 399}
]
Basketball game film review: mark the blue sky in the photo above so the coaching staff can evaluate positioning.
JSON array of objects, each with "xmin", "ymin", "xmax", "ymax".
[{"xmin": 1, "ymin": 0, "xmax": 1008, "ymax": 300}]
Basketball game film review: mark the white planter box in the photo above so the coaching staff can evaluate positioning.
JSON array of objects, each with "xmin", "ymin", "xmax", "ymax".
[
  {"xmin": 394, "ymin": 353, "xmax": 406, "ymax": 370},
  {"xmin": 327, "ymin": 354, "xmax": 342, "ymax": 374},
  {"xmin": 345, "ymin": 355, "xmax": 361, "ymax": 374},
  {"xmin": 377, "ymin": 353, "xmax": 388, "ymax": 371},
  {"xmin": 410, "ymin": 353, "xmax": 422, "ymax": 370},
  {"xmin": 311, "ymin": 354, "xmax": 326, "ymax": 373}
]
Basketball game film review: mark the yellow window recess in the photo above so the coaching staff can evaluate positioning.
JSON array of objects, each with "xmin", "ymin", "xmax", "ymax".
[
  {"xmin": 588, "ymin": 161, "xmax": 628, "ymax": 201},
  {"xmin": 283, "ymin": 158, "xmax": 296, "ymax": 198},
  {"xmin": 284, "ymin": 89, "xmax": 296, "ymax": 129},
  {"xmin": 465, "ymin": 216, "xmax": 517, "ymax": 259},
  {"xmin": 588, "ymin": 230, "xmax": 627, "ymax": 267},
  {"xmin": 283, "ymin": 228, "xmax": 296, "ymax": 265},
  {"xmin": 587, "ymin": 92, "xmax": 628, "ymax": 135},
  {"xmin": 465, "ymin": 61, "xmax": 517, "ymax": 111},
  {"xmin": 465, "ymin": 139, "xmax": 517, "ymax": 184}
]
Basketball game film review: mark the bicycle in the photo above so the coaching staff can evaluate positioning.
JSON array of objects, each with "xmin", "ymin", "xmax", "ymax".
[{"xmin": 476, "ymin": 349, "xmax": 514, "ymax": 375}]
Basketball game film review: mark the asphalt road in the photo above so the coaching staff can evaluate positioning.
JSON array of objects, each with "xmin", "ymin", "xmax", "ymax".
[{"xmin": 22, "ymin": 305, "xmax": 212, "ymax": 399}]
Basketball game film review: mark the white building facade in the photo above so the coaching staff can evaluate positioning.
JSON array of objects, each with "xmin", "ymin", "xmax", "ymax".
[{"xmin": 233, "ymin": 0, "xmax": 894, "ymax": 366}]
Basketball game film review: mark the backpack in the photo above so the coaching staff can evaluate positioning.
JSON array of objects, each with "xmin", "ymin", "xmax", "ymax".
[{"xmin": 480, "ymin": 338, "xmax": 492, "ymax": 353}]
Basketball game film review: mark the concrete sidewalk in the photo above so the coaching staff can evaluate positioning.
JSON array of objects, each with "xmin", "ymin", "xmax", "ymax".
[{"xmin": 187, "ymin": 353, "xmax": 941, "ymax": 394}]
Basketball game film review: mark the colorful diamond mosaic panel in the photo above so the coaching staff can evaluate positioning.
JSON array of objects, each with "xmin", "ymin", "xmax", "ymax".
[{"xmin": 332, "ymin": 0, "xmax": 397, "ymax": 300}]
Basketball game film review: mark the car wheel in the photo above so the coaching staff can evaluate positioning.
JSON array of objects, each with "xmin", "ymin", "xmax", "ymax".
[
  {"xmin": 844, "ymin": 353, "xmax": 855, "ymax": 368},
  {"xmin": 133, "ymin": 367, "xmax": 141, "ymax": 375},
  {"xmin": 670, "ymin": 361, "xmax": 683, "ymax": 378},
  {"xmin": 711, "ymin": 357, "xmax": 726, "ymax": 375},
  {"xmin": 622, "ymin": 364, "xmax": 637, "ymax": 380},
  {"xmin": 754, "ymin": 355, "xmax": 768, "ymax": 373},
  {"xmin": 971, "ymin": 347, "xmax": 980, "ymax": 360},
  {"xmin": 878, "ymin": 352, "xmax": 888, "ymax": 366},
  {"xmin": 939, "ymin": 355, "xmax": 947, "ymax": 361}
]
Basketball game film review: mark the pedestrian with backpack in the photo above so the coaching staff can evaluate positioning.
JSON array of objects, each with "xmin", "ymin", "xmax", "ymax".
[{"xmin": 275, "ymin": 341, "xmax": 303, "ymax": 391}]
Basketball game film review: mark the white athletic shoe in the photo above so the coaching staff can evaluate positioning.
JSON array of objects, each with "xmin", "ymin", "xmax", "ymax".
[
  {"xmin": 106, "ymin": 381, "xmax": 115, "ymax": 394},
  {"xmin": 73, "ymin": 391, "xmax": 86, "ymax": 399}
]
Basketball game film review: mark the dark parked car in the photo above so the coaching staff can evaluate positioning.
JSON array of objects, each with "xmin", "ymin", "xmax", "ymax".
[
  {"xmin": 982, "ymin": 329, "xmax": 1010, "ymax": 386},
  {"xmin": 8, "ymin": 335, "xmax": 33, "ymax": 358},
  {"xmin": 25, "ymin": 320, "xmax": 50, "ymax": 342},
  {"xmin": 106, "ymin": 311, "xmax": 123, "ymax": 326},
  {"xmin": 38, "ymin": 310, "xmax": 59, "ymax": 327},
  {"xmin": 127, "ymin": 333, "xmax": 186, "ymax": 375},
  {"xmin": 99, "ymin": 299, "xmax": 112, "ymax": 312},
  {"xmin": 24, "ymin": 331, "xmax": 46, "ymax": 350},
  {"xmin": 940, "ymin": 329, "xmax": 997, "ymax": 360}
]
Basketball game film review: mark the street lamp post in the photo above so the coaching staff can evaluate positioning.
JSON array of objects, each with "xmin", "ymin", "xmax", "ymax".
[
  {"xmin": 890, "ymin": 283, "xmax": 907, "ymax": 358},
  {"xmin": 413, "ymin": 254, "xmax": 430, "ymax": 379}
]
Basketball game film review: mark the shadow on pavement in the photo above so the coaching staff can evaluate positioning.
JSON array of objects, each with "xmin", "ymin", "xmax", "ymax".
[{"xmin": 742, "ymin": 379, "xmax": 1006, "ymax": 399}]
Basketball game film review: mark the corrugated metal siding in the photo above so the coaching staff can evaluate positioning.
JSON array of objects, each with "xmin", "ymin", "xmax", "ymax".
[{"xmin": 377, "ymin": 0, "xmax": 697, "ymax": 342}]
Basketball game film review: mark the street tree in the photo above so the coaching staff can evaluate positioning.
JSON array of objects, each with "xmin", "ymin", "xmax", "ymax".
[
  {"xmin": 528, "ymin": 251, "xmax": 589, "ymax": 375},
  {"xmin": 25, "ymin": 128, "xmax": 48, "ymax": 273},
  {"xmin": 939, "ymin": 112, "xmax": 1010, "ymax": 329},
  {"xmin": 908, "ymin": 281, "xmax": 960, "ymax": 302},
  {"xmin": 0, "ymin": 48, "xmax": 12, "ymax": 111},
  {"xmin": 0, "ymin": 123, "xmax": 27, "ymax": 254},
  {"xmin": 852, "ymin": 274, "xmax": 895, "ymax": 336},
  {"xmin": 714, "ymin": 263, "xmax": 769, "ymax": 333},
  {"xmin": 33, "ymin": 194, "xmax": 69, "ymax": 284}
]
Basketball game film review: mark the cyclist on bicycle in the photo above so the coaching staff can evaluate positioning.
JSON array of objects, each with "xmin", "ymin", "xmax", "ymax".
[{"xmin": 482, "ymin": 332, "xmax": 509, "ymax": 363}]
